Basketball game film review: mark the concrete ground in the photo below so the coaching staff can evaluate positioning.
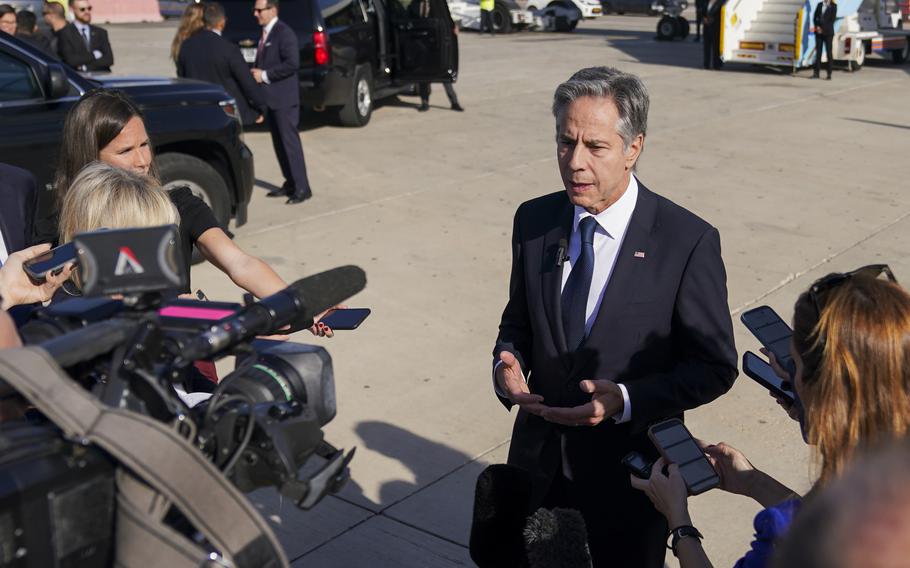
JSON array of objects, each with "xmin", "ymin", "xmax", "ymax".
[{"xmin": 108, "ymin": 14, "xmax": 910, "ymax": 567}]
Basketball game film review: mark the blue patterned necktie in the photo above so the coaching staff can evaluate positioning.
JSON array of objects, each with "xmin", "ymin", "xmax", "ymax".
[{"xmin": 562, "ymin": 216, "xmax": 597, "ymax": 351}]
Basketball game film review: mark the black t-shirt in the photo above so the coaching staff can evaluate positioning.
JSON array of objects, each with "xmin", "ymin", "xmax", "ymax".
[{"xmin": 168, "ymin": 186, "xmax": 221, "ymax": 292}]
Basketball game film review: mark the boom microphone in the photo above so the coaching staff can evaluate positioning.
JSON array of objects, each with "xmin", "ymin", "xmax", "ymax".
[
  {"xmin": 174, "ymin": 265, "xmax": 366, "ymax": 366},
  {"xmin": 524, "ymin": 507, "xmax": 592, "ymax": 568},
  {"xmin": 469, "ymin": 464, "xmax": 533, "ymax": 567}
]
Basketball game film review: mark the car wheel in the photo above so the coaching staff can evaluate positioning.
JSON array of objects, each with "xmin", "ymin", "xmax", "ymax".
[
  {"xmin": 892, "ymin": 40, "xmax": 909, "ymax": 63},
  {"xmin": 338, "ymin": 67, "xmax": 373, "ymax": 127},
  {"xmin": 656, "ymin": 15, "xmax": 675, "ymax": 39},
  {"xmin": 675, "ymin": 16, "xmax": 689, "ymax": 38},
  {"xmin": 493, "ymin": 2, "xmax": 513, "ymax": 33},
  {"xmin": 158, "ymin": 152, "xmax": 232, "ymax": 265}
]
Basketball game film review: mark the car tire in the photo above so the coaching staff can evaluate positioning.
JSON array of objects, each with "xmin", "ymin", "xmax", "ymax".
[
  {"xmin": 338, "ymin": 67, "xmax": 373, "ymax": 127},
  {"xmin": 849, "ymin": 41, "xmax": 865, "ymax": 71},
  {"xmin": 675, "ymin": 16, "xmax": 689, "ymax": 38},
  {"xmin": 656, "ymin": 15, "xmax": 675, "ymax": 40},
  {"xmin": 892, "ymin": 40, "xmax": 909, "ymax": 63},
  {"xmin": 158, "ymin": 153, "xmax": 231, "ymax": 226},
  {"xmin": 493, "ymin": 2, "xmax": 513, "ymax": 33}
]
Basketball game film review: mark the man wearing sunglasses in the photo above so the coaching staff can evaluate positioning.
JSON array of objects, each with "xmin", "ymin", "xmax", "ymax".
[{"xmin": 55, "ymin": 0, "xmax": 113, "ymax": 72}]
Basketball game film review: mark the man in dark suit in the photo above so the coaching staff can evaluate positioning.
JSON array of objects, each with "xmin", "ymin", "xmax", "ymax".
[
  {"xmin": 178, "ymin": 2, "xmax": 267, "ymax": 126},
  {"xmin": 492, "ymin": 67, "xmax": 737, "ymax": 568},
  {"xmin": 0, "ymin": 163, "xmax": 37, "ymax": 263},
  {"xmin": 15, "ymin": 10, "xmax": 55, "ymax": 56},
  {"xmin": 694, "ymin": 0, "xmax": 708, "ymax": 41},
  {"xmin": 703, "ymin": 0, "xmax": 724, "ymax": 69},
  {"xmin": 56, "ymin": 0, "xmax": 113, "ymax": 72},
  {"xmin": 251, "ymin": 0, "xmax": 313, "ymax": 204},
  {"xmin": 813, "ymin": 0, "xmax": 837, "ymax": 79}
]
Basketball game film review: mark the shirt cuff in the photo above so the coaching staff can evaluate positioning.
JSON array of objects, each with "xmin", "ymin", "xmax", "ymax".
[
  {"xmin": 612, "ymin": 383, "xmax": 631, "ymax": 423},
  {"xmin": 492, "ymin": 358, "xmax": 525, "ymax": 399},
  {"xmin": 261, "ymin": 70, "xmax": 271, "ymax": 84}
]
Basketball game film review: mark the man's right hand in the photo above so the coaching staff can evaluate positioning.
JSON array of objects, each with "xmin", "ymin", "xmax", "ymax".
[{"xmin": 496, "ymin": 351, "xmax": 546, "ymax": 415}]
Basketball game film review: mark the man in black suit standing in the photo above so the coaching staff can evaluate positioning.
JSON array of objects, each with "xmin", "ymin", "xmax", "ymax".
[
  {"xmin": 251, "ymin": 0, "xmax": 313, "ymax": 204},
  {"xmin": 813, "ymin": 0, "xmax": 837, "ymax": 80},
  {"xmin": 15, "ymin": 10, "xmax": 55, "ymax": 56},
  {"xmin": 56, "ymin": 0, "xmax": 113, "ymax": 72},
  {"xmin": 178, "ymin": 2, "xmax": 267, "ymax": 126},
  {"xmin": 492, "ymin": 67, "xmax": 737, "ymax": 568},
  {"xmin": 0, "ymin": 163, "xmax": 37, "ymax": 263},
  {"xmin": 702, "ymin": 0, "xmax": 724, "ymax": 69}
]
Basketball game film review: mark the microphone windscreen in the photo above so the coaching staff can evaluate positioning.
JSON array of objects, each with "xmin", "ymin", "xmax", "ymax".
[
  {"xmin": 524, "ymin": 507, "xmax": 592, "ymax": 568},
  {"xmin": 469, "ymin": 464, "xmax": 533, "ymax": 568},
  {"xmin": 289, "ymin": 265, "xmax": 367, "ymax": 321}
]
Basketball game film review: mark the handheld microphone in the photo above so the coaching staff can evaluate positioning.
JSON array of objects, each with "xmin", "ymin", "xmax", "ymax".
[
  {"xmin": 469, "ymin": 464, "xmax": 533, "ymax": 568},
  {"xmin": 174, "ymin": 265, "xmax": 366, "ymax": 366},
  {"xmin": 524, "ymin": 507, "xmax": 592, "ymax": 568},
  {"xmin": 556, "ymin": 238, "xmax": 569, "ymax": 267}
]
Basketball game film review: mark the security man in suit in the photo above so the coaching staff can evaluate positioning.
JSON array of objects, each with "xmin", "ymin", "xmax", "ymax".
[
  {"xmin": 56, "ymin": 0, "xmax": 113, "ymax": 72},
  {"xmin": 492, "ymin": 67, "xmax": 737, "ymax": 568},
  {"xmin": 251, "ymin": 0, "xmax": 313, "ymax": 205},
  {"xmin": 178, "ymin": 2, "xmax": 267, "ymax": 126},
  {"xmin": 702, "ymin": 0, "xmax": 725, "ymax": 69},
  {"xmin": 0, "ymin": 163, "xmax": 37, "ymax": 263},
  {"xmin": 813, "ymin": 0, "xmax": 837, "ymax": 79}
]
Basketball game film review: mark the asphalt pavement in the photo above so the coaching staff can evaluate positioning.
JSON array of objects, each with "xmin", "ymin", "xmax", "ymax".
[{"xmin": 107, "ymin": 14, "xmax": 910, "ymax": 567}]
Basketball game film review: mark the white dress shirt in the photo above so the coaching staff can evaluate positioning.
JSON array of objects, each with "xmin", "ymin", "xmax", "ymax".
[
  {"xmin": 259, "ymin": 17, "xmax": 279, "ymax": 84},
  {"xmin": 495, "ymin": 175, "xmax": 639, "ymax": 424},
  {"xmin": 0, "ymin": 229, "xmax": 8, "ymax": 266}
]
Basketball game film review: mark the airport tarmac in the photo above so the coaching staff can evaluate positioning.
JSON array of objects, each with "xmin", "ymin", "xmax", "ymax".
[{"xmin": 107, "ymin": 14, "xmax": 910, "ymax": 566}]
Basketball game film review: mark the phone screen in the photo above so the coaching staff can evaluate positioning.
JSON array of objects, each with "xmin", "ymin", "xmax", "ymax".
[
  {"xmin": 319, "ymin": 308, "xmax": 371, "ymax": 330},
  {"xmin": 23, "ymin": 242, "xmax": 77, "ymax": 280},
  {"xmin": 742, "ymin": 351, "xmax": 795, "ymax": 403},
  {"xmin": 740, "ymin": 306, "xmax": 795, "ymax": 376},
  {"xmin": 650, "ymin": 421, "xmax": 719, "ymax": 494}
]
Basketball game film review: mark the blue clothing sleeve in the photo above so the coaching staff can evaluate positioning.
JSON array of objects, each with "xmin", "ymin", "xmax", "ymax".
[{"xmin": 733, "ymin": 499, "xmax": 801, "ymax": 568}]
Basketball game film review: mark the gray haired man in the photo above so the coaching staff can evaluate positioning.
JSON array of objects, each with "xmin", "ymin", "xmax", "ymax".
[{"xmin": 491, "ymin": 67, "xmax": 737, "ymax": 567}]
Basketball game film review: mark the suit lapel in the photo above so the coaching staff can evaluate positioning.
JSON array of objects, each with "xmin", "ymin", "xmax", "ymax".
[
  {"xmin": 541, "ymin": 197, "xmax": 574, "ymax": 356},
  {"xmin": 568, "ymin": 183, "xmax": 659, "ymax": 378}
]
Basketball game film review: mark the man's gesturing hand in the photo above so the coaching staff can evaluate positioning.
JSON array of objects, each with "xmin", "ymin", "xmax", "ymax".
[
  {"xmin": 541, "ymin": 379, "xmax": 623, "ymax": 426},
  {"xmin": 496, "ymin": 351, "xmax": 546, "ymax": 415}
]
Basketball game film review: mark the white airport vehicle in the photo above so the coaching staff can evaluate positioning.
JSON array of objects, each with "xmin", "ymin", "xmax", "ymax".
[{"xmin": 448, "ymin": 0, "xmax": 583, "ymax": 31}]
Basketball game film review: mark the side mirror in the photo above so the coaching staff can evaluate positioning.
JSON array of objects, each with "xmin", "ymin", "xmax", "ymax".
[{"xmin": 45, "ymin": 63, "xmax": 70, "ymax": 100}]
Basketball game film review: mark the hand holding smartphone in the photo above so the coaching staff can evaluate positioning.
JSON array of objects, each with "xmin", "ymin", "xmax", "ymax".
[
  {"xmin": 742, "ymin": 351, "xmax": 795, "ymax": 405},
  {"xmin": 318, "ymin": 308, "xmax": 371, "ymax": 330},
  {"xmin": 740, "ymin": 305, "xmax": 796, "ymax": 378},
  {"xmin": 647, "ymin": 419, "xmax": 719, "ymax": 495},
  {"xmin": 22, "ymin": 242, "xmax": 77, "ymax": 282}
]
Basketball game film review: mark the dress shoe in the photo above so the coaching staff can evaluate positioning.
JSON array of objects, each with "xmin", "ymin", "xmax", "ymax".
[
  {"xmin": 418, "ymin": 102, "xmax": 429, "ymax": 112},
  {"xmin": 811, "ymin": 73, "xmax": 819, "ymax": 79},
  {"xmin": 266, "ymin": 187, "xmax": 289, "ymax": 197},
  {"xmin": 286, "ymin": 192, "xmax": 312, "ymax": 205},
  {"xmin": 451, "ymin": 103, "xmax": 464, "ymax": 112},
  {"xmin": 825, "ymin": 75, "xmax": 831, "ymax": 80}
]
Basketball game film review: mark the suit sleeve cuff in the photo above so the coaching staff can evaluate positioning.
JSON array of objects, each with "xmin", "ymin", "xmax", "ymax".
[
  {"xmin": 612, "ymin": 383, "xmax": 631, "ymax": 423},
  {"xmin": 261, "ymin": 70, "xmax": 271, "ymax": 84},
  {"xmin": 492, "ymin": 359, "xmax": 526, "ymax": 399}
]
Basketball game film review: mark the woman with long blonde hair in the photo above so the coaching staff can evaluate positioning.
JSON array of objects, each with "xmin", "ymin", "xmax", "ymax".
[
  {"xmin": 170, "ymin": 2, "xmax": 205, "ymax": 64},
  {"xmin": 631, "ymin": 266, "xmax": 910, "ymax": 568}
]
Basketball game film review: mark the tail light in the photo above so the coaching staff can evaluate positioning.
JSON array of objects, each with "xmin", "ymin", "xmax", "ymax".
[
  {"xmin": 845, "ymin": 37, "xmax": 852, "ymax": 51},
  {"xmin": 314, "ymin": 31, "xmax": 329, "ymax": 66}
]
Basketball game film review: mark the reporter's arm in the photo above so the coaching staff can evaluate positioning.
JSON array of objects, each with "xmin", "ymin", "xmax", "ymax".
[
  {"xmin": 195, "ymin": 227, "xmax": 286, "ymax": 299},
  {"xmin": 0, "ymin": 245, "xmax": 73, "ymax": 310},
  {"xmin": 0, "ymin": 309, "xmax": 21, "ymax": 349}
]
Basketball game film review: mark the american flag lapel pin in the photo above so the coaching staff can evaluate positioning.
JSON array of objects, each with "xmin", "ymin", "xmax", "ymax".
[{"xmin": 634, "ymin": 251, "xmax": 646, "ymax": 259}]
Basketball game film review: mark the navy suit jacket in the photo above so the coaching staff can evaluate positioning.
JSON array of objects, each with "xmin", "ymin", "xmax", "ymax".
[
  {"xmin": 178, "ymin": 30, "xmax": 267, "ymax": 125},
  {"xmin": 56, "ymin": 23, "xmax": 113, "ymax": 72},
  {"xmin": 255, "ymin": 20, "xmax": 300, "ymax": 109},
  {"xmin": 0, "ymin": 163, "xmax": 37, "ymax": 258},
  {"xmin": 493, "ymin": 182, "xmax": 737, "ymax": 502}
]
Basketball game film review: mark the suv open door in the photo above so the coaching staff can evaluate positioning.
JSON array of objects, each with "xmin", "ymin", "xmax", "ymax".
[{"xmin": 387, "ymin": 0, "xmax": 459, "ymax": 82}]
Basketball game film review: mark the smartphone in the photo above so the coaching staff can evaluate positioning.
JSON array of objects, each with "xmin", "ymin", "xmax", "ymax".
[
  {"xmin": 22, "ymin": 242, "xmax": 77, "ymax": 282},
  {"xmin": 319, "ymin": 308, "xmax": 371, "ymax": 330},
  {"xmin": 647, "ymin": 419, "xmax": 720, "ymax": 495},
  {"xmin": 621, "ymin": 451, "xmax": 653, "ymax": 479},
  {"xmin": 740, "ymin": 305, "xmax": 796, "ymax": 378},
  {"xmin": 742, "ymin": 351, "xmax": 795, "ymax": 405}
]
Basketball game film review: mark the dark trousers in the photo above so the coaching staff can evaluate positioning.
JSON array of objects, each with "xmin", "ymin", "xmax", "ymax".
[
  {"xmin": 267, "ymin": 105, "xmax": 311, "ymax": 197},
  {"xmin": 703, "ymin": 22, "xmax": 722, "ymax": 69},
  {"xmin": 695, "ymin": 9, "xmax": 704, "ymax": 38},
  {"xmin": 418, "ymin": 82, "xmax": 459, "ymax": 106},
  {"xmin": 480, "ymin": 9, "xmax": 495, "ymax": 34},
  {"xmin": 542, "ymin": 472, "xmax": 667, "ymax": 568},
  {"xmin": 814, "ymin": 33, "xmax": 833, "ymax": 77}
]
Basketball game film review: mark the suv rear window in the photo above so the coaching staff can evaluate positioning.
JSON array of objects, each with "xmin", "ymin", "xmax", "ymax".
[
  {"xmin": 221, "ymin": 0, "xmax": 315, "ymax": 36},
  {"xmin": 319, "ymin": 0, "xmax": 368, "ymax": 28}
]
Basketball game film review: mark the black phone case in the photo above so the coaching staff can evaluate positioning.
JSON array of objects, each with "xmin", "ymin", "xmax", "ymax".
[
  {"xmin": 647, "ymin": 419, "xmax": 720, "ymax": 495},
  {"xmin": 740, "ymin": 305, "xmax": 796, "ymax": 376},
  {"xmin": 742, "ymin": 351, "xmax": 795, "ymax": 404}
]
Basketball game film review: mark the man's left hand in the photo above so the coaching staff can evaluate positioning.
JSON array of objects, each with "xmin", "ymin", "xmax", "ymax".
[
  {"xmin": 251, "ymin": 68, "xmax": 264, "ymax": 83},
  {"xmin": 541, "ymin": 379, "xmax": 623, "ymax": 426}
]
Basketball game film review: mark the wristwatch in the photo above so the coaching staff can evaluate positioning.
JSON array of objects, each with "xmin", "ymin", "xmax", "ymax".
[{"xmin": 667, "ymin": 525, "xmax": 703, "ymax": 556}]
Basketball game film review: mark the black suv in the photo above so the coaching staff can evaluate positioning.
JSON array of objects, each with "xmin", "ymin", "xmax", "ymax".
[
  {"xmin": 0, "ymin": 32, "xmax": 254, "ymax": 241},
  {"xmin": 222, "ymin": 0, "xmax": 459, "ymax": 127}
]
